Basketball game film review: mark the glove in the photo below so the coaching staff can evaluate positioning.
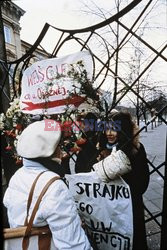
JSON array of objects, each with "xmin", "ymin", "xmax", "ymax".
[{"xmin": 93, "ymin": 146, "xmax": 131, "ymax": 182}]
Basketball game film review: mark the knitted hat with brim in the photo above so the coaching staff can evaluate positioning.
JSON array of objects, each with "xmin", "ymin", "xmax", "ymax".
[{"xmin": 17, "ymin": 120, "xmax": 61, "ymax": 159}]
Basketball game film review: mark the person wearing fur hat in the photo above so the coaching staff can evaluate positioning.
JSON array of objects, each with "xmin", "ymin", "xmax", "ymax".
[
  {"xmin": 3, "ymin": 120, "xmax": 91, "ymax": 249},
  {"xmin": 97, "ymin": 111, "xmax": 149, "ymax": 250}
]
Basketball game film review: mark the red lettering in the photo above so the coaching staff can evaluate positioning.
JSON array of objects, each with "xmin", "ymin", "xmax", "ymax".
[
  {"xmin": 27, "ymin": 70, "xmax": 40, "ymax": 86},
  {"xmin": 37, "ymin": 88, "xmax": 43, "ymax": 99},
  {"xmin": 61, "ymin": 63, "xmax": 67, "ymax": 74},
  {"xmin": 57, "ymin": 87, "xmax": 66, "ymax": 96},
  {"xmin": 38, "ymin": 66, "xmax": 45, "ymax": 82},
  {"xmin": 61, "ymin": 87, "xmax": 66, "ymax": 96},
  {"xmin": 37, "ymin": 86, "xmax": 67, "ymax": 100},
  {"xmin": 46, "ymin": 66, "xmax": 54, "ymax": 80},
  {"xmin": 48, "ymin": 88, "xmax": 54, "ymax": 96},
  {"xmin": 55, "ymin": 65, "xmax": 59, "ymax": 74},
  {"xmin": 27, "ymin": 75, "xmax": 33, "ymax": 87},
  {"xmin": 32, "ymin": 70, "xmax": 39, "ymax": 84}
]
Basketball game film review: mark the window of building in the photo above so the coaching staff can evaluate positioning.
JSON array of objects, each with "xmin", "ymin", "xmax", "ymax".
[{"xmin": 4, "ymin": 25, "xmax": 11, "ymax": 44}]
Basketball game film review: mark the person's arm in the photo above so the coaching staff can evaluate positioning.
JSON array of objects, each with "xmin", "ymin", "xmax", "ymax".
[
  {"xmin": 93, "ymin": 146, "xmax": 131, "ymax": 181},
  {"xmin": 41, "ymin": 180, "xmax": 91, "ymax": 250}
]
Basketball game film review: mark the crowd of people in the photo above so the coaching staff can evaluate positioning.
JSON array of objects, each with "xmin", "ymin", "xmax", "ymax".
[{"xmin": 3, "ymin": 110, "xmax": 150, "ymax": 250}]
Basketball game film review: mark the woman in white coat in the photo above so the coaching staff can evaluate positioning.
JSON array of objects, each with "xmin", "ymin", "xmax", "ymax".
[
  {"xmin": 3, "ymin": 120, "xmax": 91, "ymax": 250},
  {"xmin": 3, "ymin": 119, "xmax": 131, "ymax": 250}
]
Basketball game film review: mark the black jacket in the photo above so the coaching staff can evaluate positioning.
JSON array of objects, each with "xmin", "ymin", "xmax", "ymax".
[{"xmin": 123, "ymin": 143, "xmax": 149, "ymax": 250}]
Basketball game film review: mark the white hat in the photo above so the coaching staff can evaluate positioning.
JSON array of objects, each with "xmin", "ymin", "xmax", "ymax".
[{"xmin": 17, "ymin": 120, "xmax": 61, "ymax": 159}]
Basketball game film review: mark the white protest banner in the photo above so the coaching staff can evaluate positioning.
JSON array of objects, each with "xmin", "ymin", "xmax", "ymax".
[
  {"xmin": 20, "ymin": 51, "xmax": 93, "ymax": 114},
  {"xmin": 66, "ymin": 172, "xmax": 133, "ymax": 250}
]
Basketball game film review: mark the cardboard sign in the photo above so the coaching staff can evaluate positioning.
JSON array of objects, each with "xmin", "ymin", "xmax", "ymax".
[
  {"xmin": 66, "ymin": 172, "xmax": 133, "ymax": 250},
  {"xmin": 20, "ymin": 51, "xmax": 93, "ymax": 114}
]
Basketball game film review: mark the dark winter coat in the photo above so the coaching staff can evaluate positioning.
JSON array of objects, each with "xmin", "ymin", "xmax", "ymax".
[
  {"xmin": 99, "ymin": 140, "xmax": 149, "ymax": 250},
  {"xmin": 75, "ymin": 136, "xmax": 98, "ymax": 173},
  {"xmin": 123, "ymin": 143, "xmax": 149, "ymax": 250},
  {"xmin": 104, "ymin": 111, "xmax": 150, "ymax": 249}
]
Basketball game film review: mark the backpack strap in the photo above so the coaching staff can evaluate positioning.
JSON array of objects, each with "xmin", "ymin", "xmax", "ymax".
[
  {"xmin": 22, "ymin": 175, "xmax": 61, "ymax": 250},
  {"xmin": 24, "ymin": 171, "xmax": 48, "ymax": 226}
]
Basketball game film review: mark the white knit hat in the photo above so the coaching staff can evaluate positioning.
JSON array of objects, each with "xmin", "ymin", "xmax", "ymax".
[{"xmin": 17, "ymin": 120, "xmax": 61, "ymax": 159}]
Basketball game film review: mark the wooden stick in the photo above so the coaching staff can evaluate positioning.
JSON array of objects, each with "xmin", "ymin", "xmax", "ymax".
[{"xmin": 3, "ymin": 226, "xmax": 51, "ymax": 239}]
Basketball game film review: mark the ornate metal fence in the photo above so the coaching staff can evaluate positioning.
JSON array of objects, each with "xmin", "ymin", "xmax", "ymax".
[{"xmin": 1, "ymin": 0, "xmax": 167, "ymax": 249}]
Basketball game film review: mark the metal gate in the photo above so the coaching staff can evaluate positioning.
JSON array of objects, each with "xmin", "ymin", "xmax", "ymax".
[{"xmin": 1, "ymin": 0, "xmax": 167, "ymax": 249}]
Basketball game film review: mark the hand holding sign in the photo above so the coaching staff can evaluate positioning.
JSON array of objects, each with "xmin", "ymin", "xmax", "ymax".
[{"xmin": 93, "ymin": 147, "xmax": 131, "ymax": 182}]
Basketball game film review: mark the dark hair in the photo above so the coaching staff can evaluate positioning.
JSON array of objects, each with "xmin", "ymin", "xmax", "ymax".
[
  {"xmin": 83, "ymin": 112, "xmax": 98, "ymax": 138},
  {"xmin": 110, "ymin": 111, "xmax": 140, "ymax": 156}
]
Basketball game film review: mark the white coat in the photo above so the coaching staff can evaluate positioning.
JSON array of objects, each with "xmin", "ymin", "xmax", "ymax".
[{"xmin": 3, "ymin": 159, "xmax": 91, "ymax": 250}]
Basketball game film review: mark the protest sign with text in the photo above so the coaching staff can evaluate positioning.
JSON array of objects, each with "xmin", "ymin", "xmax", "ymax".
[
  {"xmin": 20, "ymin": 51, "xmax": 93, "ymax": 114},
  {"xmin": 66, "ymin": 172, "xmax": 133, "ymax": 250}
]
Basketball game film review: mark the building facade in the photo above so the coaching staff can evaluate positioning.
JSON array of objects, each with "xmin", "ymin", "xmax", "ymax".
[
  {"xmin": 2, "ymin": 1, "xmax": 25, "ymax": 61},
  {"xmin": 1, "ymin": 1, "xmax": 49, "ymax": 62}
]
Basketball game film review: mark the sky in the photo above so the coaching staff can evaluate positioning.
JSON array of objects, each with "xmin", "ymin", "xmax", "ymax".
[
  {"xmin": 15, "ymin": 0, "xmax": 112, "ymax": 48},
  {"xmin": 15, "ymin": 0, "xmax": 167, "ymax": 55},
  {"xmin": 13, "ymin": 0, "xmax": 167, "ymax": 106}
]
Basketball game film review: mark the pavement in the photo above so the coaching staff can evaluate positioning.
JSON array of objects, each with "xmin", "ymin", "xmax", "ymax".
[{"xmin": 140, "ymin": 122, "xmax": 166, "ymax": 250}]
